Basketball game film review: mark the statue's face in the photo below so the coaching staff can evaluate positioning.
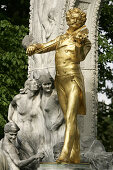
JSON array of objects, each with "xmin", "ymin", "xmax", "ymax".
[
  {"xmin": 29, "ymin": 80, "xmax": 39, "ymax": 91},
  {"xmin": 42, "ymin": 81, "xmax": 52, "ymax": 93},
  {"xmin": 66, "ymin": 12, "xmax": 82, "ymax": 29},
  {"xmin": 6, "ymin": 132, "xmax": 17, "ymax": 144},
  {"xmin": 53, "ymin": 150, "xmax": 60, "ymax": 160}
]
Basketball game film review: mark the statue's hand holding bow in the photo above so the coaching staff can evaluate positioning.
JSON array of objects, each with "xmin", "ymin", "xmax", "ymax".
[{"xmin": 26, "ymin": 43, "xmax": 42, "ymax": 56}]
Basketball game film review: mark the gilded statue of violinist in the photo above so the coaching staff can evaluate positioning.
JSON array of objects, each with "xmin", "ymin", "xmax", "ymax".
[{"xmin": 26, "ymin": 8, "xmax": 91, "ymax": 164}]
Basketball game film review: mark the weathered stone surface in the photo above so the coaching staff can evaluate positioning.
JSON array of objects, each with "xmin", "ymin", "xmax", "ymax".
[
  {"xmin": 81, "ymin": 140, "xmax": 113, "ymax": 170},
  {"xmin": 38, "ymin": 163, "xmax": 91, "ymax": 170}
]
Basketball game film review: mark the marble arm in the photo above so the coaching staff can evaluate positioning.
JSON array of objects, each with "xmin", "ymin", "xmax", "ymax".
[
  {"xmin": 51, "ymin": 110, "xmax": 64, "ymax": 131},
  {"xmin": 17, "ymin": 155, "xmax": 37, "ymax": 168},
  {"xmin": 17, "ymin": 152, "xmax": 45, "ymax": 168},
  {"xmin": 8, "ymin": 95, "xmax": 21, "ymax": 122},
  {"xmin": 8, "ymin": 149, "xmax": 37, "ymax": 168},
  {"xmin": 8, "ymin": 103, "xmax": 15, "ymax": 122}
]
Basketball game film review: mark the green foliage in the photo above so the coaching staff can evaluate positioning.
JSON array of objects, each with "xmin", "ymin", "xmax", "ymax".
[
  {"xmin": 98, "ymin": 102, "xmax": 113, "ymax": 151},
  {"xmin": 0, "ymin": 0, "xmax": 30, "ymax": 26},
  {"xmin": 99, "ymin": 0, "xmax": 113, "ymax": 43},
  {"xmin": 98, "ymin": 34, "xmax": 113, "ymax": 93},
  {"xmin": 0, "ymin": 19, "xmax": 28, "ymax": 138},
  {"xmin": 97, "ymin": 0, "xmax": 113, "ymax": 151}
]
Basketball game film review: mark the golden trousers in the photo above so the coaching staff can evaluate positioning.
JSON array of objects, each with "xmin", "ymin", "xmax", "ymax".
[{"xmin": 55, "ymin": 74, "xmax": 81, "ymax": 163}]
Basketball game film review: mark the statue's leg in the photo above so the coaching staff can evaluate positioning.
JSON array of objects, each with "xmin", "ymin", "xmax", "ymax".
[
  {"xmin": 55, "ymin": 77, "xmax": 67, "ymax": 120},
  {"xmin": 69, "ymin": 126, "xmax": 80, "ymax": 163},
  {"xmin": 57, "ymin": 80, "xmax": 80, "ymax": 163}
]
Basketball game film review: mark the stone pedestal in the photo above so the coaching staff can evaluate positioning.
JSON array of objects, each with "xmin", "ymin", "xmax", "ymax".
[{"xmin": 39, "ymin": 163, "xmax": 92, "ymax": 170}]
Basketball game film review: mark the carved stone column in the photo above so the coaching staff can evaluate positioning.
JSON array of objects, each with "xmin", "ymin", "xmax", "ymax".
[{"xmin": 75, "ymin": 0, "xmax": 101, "ymax": 140}]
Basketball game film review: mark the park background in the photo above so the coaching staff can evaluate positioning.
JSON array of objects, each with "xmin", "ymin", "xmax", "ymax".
[{"xmin": 0, "ymin": 0, "xmax": 112, "ymax": 151}]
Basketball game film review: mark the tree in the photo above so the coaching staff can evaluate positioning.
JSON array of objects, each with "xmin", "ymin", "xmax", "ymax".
[
  {"xmin": 0, "ymin": 1, "xmax": 29, "ymax": 138},
  {"xmin": 97, "ymin": 0, "xmax": 113, "ymax": 151},
  {"xmin": 0, "ymin": 0, "xmax": 29, "ymax": 26}
]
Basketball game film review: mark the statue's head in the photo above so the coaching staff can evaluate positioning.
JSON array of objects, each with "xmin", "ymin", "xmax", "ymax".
[
  {"xmin": 28, "ymin": 79, "xmax": 39, "ymax": 91},
  {"xmin": 53, "ymin": 142, "xmax": 64, "ymax": 160},
  {"xmin": 39, "ymin": 73, "xmax": 54, "ymax": 94},
  {"xmin": 4, "ymin": 122, "xmax": 20, "ymax": 144},
  {"xmin": 20, "ymin": 79, "xmax": 40, "ymax": 94},
  {"xmin": 66, "ymin": 8, "xmax": 86, "ymax": 29}
]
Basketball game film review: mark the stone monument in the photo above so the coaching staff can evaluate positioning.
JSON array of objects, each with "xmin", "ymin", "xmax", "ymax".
[
  {"xmin": 1, "ymin": 0, "xmax": 113, "ymax": 170},
  {"xmin": 28, "ymin": 0, "xmax": 100, "ymax": 148}
]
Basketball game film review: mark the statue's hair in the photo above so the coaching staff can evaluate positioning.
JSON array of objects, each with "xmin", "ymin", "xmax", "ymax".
[
  {"xmin": 4, "ymin": 122, "xmax": 20, "ymax": 133},
  {"xmin": 20, "ymin": 79, "xmax": 37, "ymax": 94},
  {"xmin": 24, "ymin": 79, "xmax": 31, "ymax": 88},
  {"xmin": 38, "ymin": 72, "xmax": 54, "ymax": 90},
  {"xmin": 66, "ymin": 8, "xmax": 86, "ymax": 25},
  {"xmin": 53, "ymin": 142, "xmax": 64, "ymax": 152},
  {"xmin": 39, "ymin": 72, "xmax": 54, "ymax": 84}
]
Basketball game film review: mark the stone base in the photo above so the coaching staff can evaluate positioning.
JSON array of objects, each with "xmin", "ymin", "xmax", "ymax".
[{"xmin": 39, "ymin": 163, "xmax": 92, "ymax": 170}]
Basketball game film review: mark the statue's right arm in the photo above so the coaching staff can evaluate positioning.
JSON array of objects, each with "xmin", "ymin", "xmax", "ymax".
[
  {"xmin": 8, "ymin": 149, "xmax": 37, "ymax": 168},
  {"xmin": 16, "ymin": 155, "xmax": 37, "ymax": 168},
  {"xmin": 8, "ymin": 103, "xmax": 15, "ymax": 122},
  {"xmin": 26, "ymin": 36, "xmax": 60, "ymax": 56},
  {"xmin": 8, "ymin": 95, "xmax": 21, "ymax": 122}
]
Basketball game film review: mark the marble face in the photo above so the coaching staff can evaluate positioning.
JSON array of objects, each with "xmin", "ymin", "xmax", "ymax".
[
  {"xmin": 53, "ymin": 150, "xmax": 59, "ymax": 160},
  {"xmin": 6, "ymin": 132, "xmax": 17, "ymax": 144},
  {"xmin": 42, "ymin": 81, "xmax": 53, "ymax": 93},
  {"xmin": 29, "ymin": 80, "xmax": 39, "ymax": 91}
]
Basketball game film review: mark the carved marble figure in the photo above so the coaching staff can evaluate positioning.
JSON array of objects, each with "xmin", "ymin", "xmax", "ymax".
[
  {"xmin": 0, "ymin": 149, "xmax": 9, "ymax": 170},
  {"xmin": 53, "ymin": 142, "xmax": 64, "ymax": 161},
  {"xmin": 26, "ymin": 8, "xmax": 91, "ymax": 164},
  {"xmin": 81, "ymin": 139, "xmax": 113, "ymax": 170},
  {"xmin": 8, "ymin": 79, "xmax": 46, "ymax": 159},
  {"xmin": 39, "ymin": 73, "xmax": 65, "ymax": 147},
  {"xmin": 1, "ymin": 122, "xmax": 44, "ymax": 170}
]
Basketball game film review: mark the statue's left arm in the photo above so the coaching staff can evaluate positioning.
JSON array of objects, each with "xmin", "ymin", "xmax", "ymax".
[
  {"xmin": 75, "ymin": 38, "xmax": 91, "ymax": 61},
  {"xmin": 81, "ymin": 38, "xmax": 91, "ymax": 61}
]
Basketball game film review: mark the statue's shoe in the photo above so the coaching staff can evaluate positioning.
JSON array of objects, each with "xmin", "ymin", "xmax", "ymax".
[
  {"xmin": 69, "ymin": 159, "xmax": 80, "ymax": 164},
  {"xmin": 56, "ymin": 157, "xmax": 70, "ymax": 164},
  {"xmin": 69, "ymin": 156, "xmax": 80, "ymax": 164},
  {"xmin": 56, "ymin": 160, "xmax": 69, "ymax": 164}
]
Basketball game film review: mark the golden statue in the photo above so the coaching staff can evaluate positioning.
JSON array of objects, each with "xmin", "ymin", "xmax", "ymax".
[{"xmin": 26, "ymin": 8, "xmax": 91, "ymax": 164}]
